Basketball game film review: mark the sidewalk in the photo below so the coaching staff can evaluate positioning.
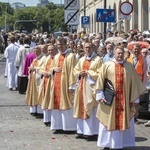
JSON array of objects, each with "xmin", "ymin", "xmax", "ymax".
[{"xmin": 0, "ymin": 61, "xmax": 150, "ymax": 150}]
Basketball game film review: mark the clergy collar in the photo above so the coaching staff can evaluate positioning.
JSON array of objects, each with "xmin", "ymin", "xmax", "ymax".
[
  {"xmin": 37, "ymin": 53, "xmax": 44, "ymax": 59},
  {"xmin": 85, "ymin": 51, "xmax": 96, "ymax": 60},
  {"xmin": 45, "ymin": 53, "xmax": 49, "ymax": 57},
  {"xmin": 59, "ymin": 49, "xmax": 70, "ymax": 55},
  {"xmin": 112, "ymin": 58, "xmax": 125, "ymax": 64}
]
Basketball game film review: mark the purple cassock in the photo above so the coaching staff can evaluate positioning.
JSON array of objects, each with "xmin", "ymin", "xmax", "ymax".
[{"xmin": 23, "ymin": 52, "xmax": 36, "ymax": 76}]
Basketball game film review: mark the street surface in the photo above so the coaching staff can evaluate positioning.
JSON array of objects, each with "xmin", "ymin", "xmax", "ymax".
[{"xmin": 0, "ymin": 56, "xmax": 150, "ymax": 150}]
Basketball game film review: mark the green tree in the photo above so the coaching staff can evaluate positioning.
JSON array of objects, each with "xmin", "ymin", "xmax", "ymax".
[{"xmin": 0, "ymin": 2, "xmax": 68, "ymax": 33}]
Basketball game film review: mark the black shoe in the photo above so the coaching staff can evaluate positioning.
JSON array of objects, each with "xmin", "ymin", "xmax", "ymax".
[
  {"xmin": 30, "ymin": 112, "xmax": 37, "ymax": 116},
  {"xmin": 36, "ymin": 114, "xmax": 43, "ymax": 119},
  {"xmin": 53, "ymin": 130, "xmax": 64, "ymax": 134},
  {"xmin": 76, "ymin": 134, "xmax": 84, "ymax": 139},
  {"xmin": 44, "ymin": 122, "xmax": 51, "ymax": 127},
  {"xmin": 9, "ymin": 88, "xmax": 13, "ymax": 91},
  {"xmin": 103, "ymin": 148, "xmax": 110, "ymax": 150},
  {"xmin": 134, "ymin": 118, "xmax": 140, "ymax": 125},
  {"xmin": 19, "ymin": 92, "xmax": 25, "ymax": 94},
  {"xmin": 64, "ymin": 131, "xmax": 76, "ymax": 134},
  {"xmin": 85, "ymin": 135, "xmax": 97, "ymax": 141}
]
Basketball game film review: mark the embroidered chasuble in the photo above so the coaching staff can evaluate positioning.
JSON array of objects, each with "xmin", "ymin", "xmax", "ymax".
[
  {"xmin": 95, "ymin": 61, "xmax": 145, "ymax": 131},
  {"xmin": 80, "ymin": 59, "xmax": 91, "ymax": 119},
  {"xmin": 38, "ymin": 57, "xmax": 53, "ymax": 106},
  {"xmin": 44, "ymin": 58, "xmax": 53, "ymax": 91},
  {"xmin": 54, "ymin": 54, "xmax": 65, "ymax": 109},
  {"xmin": 115, "ymin": 63, "xmax": 125, "ymax": 130},
  {"xmin": 25, "ymin": 58, "xmax": 39, "ymax": 106}
]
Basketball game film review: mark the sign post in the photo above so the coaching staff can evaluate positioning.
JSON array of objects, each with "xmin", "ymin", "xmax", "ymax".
[
  {"xmin": 64, "ymin": 0, "xmax": 79, "ymax": 26},
  {"xmin": 119, "ymin": 2, "xmax": 133, "ymax": 20},
  {"xmin": 96, "ymin": 9, "xmax": 116, "ymax": 22},
  {"xmin": 81, "ymin": 16, "xmax": 90, "ymax": 28}
]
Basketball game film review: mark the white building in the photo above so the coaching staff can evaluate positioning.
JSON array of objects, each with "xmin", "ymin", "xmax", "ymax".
[
  {"xmin": 78, "ymin": 0, "xmax": 149, "ymax": 33},
  {"xmin": 11, "ymin": 2, "xmax": 26, "ymax": 9},
  {"xmin": 37, "ymin": 0, "xmax": 49, "ymax": 7}
]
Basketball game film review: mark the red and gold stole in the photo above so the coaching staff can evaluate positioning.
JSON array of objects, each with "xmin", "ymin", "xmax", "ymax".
[
  {"xmin": 54, "ymin": 54, "xmax": 65, "ymax": 109},
  {"xmin": 115, "ymin": 63, "xmax": 125, "ymax": 130},
  {"xmin": 44, "ymin": 58, "xmax": 53, "ymax": 92},
  {"xmin": 79, "ymin": 59, "xmax": 91, "ymax": 119}
]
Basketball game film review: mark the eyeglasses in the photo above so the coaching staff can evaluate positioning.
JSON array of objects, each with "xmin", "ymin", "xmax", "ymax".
[{"xmin": 142, "ymin": 52, "xmax": 148, "ymax": 54}]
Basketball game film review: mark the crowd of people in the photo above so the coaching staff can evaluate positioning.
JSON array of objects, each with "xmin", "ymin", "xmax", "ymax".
[{"xmin": 2, "ymin": 29, "xmax": 150, "ymax": 150}]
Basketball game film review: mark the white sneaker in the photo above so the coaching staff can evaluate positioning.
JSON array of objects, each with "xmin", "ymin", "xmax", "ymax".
[{"xmin": 144, "ymin": 121, "xmax": 150, "ymax": 127}]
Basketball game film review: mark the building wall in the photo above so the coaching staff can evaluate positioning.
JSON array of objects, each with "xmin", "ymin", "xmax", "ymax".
[{"xmin": 78, "ymin": 0, "xmax": 149, "ymax": 33}]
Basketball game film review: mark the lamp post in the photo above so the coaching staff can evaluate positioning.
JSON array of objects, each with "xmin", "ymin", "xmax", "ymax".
[{"xmin": 104, "ymin": 0, "xmax": 107, "ymax": 40}]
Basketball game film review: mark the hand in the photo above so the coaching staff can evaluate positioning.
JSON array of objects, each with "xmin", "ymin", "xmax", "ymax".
[
  {"xmin": 44, "ymin": 72, "xmax": 51, "ymax": 78},
  {"xmin": 53, "ymin": 67, "xmax": 62, "ymax": 73},
  {"xmin": 69, "ymin": 89, "xmax": 74, "ymax": 94},
  {"xmin": 28, "ymin": 67, "xmax": 35, "ymax": 72},
  {"xmin": 100, "ymin": 98, "xmax": 107, "ymax": 104},
  {"xmin": 79, "ymin": 70, "xmax": 87, "ymax": 77},
  {"xmin": 130, "ymin": 103, "xmax": 138, "ymax": 107}
]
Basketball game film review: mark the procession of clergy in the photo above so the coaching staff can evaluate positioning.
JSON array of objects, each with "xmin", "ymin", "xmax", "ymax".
[{"xmin": 4, "ymin": 31, "xmax": 148, "ymax": 150}]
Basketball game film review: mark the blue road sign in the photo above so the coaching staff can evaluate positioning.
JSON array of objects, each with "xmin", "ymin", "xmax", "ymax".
[
  {"xmin": 96, "ymin": 9, "xmax": 115, "ymax": 22},
  {"xmin": 81, "ymin": 16, "xmax": 90, "ymax": 24}
]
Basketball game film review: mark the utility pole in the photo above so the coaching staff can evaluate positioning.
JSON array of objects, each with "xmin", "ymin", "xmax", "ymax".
[
  {"xmin": 104, "ymin": 0, "xmax": 107, "ymax": 40},
  {"xmin": 83, "ymin": 0, "xmax": 86, "ymax": 32}
]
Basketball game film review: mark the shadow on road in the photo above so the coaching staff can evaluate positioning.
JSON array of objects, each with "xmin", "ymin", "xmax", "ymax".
[{"xmin": 135, "ymin": 136, "xmax": 148, "ymax": 142}]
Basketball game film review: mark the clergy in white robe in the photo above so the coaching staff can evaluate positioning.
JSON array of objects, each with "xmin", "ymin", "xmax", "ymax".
[
  {"xmin": 15, "ymin": 37, "xmax": 31, "ymax": 94},
  {"xmin": 4, "ymin": 36, "xmax": 18, "ymax": 90},
  {"xmin": 38, "ymin": 44, "xmax": 58, "ymax": 126},
  {"xmin": 25, "ymin": 46, "xmax": 43, "ymax": 115},
  {"xmin": 73, "ymin": 41, "xmax": 103, "ymax": 141},
  {"xmin": 48, "ymin": 37, "xmax": 77, "ymax": 134},
  {"xmin": 94, "ymin": 46, "xmax": 145, "ymax": 149}
]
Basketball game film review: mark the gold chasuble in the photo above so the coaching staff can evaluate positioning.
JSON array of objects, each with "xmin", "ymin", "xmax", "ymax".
[
  {"xmin": 38, "ymin": 57, "xmax": 54, "ymax": 109},
  {"xmin": 95, "ymin": 61, "xmax": 145, "ymax": 131},
  {"xmin": 48, "ymin": 52, "xmax": 76, "ymax": 110},
  {"xmin": 73, "ymin": 53, "xmax": 103, "ymax": 119},
  {"xmin": 25, "ymin": 58, "xmax": 40, "ymax": 106}
]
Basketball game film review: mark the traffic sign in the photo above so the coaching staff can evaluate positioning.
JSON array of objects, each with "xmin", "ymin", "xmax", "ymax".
[
  {"xmin": 64, "ymin": 0, "xmax": 79, "ymax": 10},
  {"xmin": 81, "ymin": 16, "xmax": 90, "ymax": 28},
  {"xmin": 120, "ymin": 13, "xmax": 131, "ymax": 21},
  {"xmin": 65, "ymin": 10, "xmax": 79, "ymax": 25},
  {"xmin": 96, "ymin": 9, "xmax": 115, "ymax": 22},
  {"xmin": 120, "ymin": 2, "xmax": 133, "ymax": 15}
]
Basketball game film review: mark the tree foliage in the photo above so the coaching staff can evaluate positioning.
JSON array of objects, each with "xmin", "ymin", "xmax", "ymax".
[{"xmin": 0, "ymin": 2, "xmax": 67, "ymax": 33}]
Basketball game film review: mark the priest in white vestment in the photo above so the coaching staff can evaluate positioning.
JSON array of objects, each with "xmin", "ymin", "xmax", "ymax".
[
  {"xmin": 73, "ymin": 41, "xmax": 103, "ymax": 141},
  {"xmin": 94, "ymin": 46, "xmax": 145, "ymax": 150}
]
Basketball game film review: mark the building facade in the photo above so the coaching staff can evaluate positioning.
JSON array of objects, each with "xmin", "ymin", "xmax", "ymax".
[
  {"xmin": 37, "ymin": 0, "xmax": 49, "ymax": 7},
  {"xmin": 78, "ymin": 0, "xmax": 149, "ymax": 33},
  {"xmin": 11, "ymin": 2, "xmax": 26, "ymax": 9}
]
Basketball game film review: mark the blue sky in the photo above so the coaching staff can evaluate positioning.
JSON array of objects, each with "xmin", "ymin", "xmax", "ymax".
[{"xmin": 0, "ymin": 0, "xmax": 64, "ymax": 6}]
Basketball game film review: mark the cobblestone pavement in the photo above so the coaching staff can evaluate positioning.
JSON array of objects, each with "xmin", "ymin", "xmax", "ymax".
[{"xmin": 0, "ymin": 60, "xmax": 150, "ymax": 150}]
